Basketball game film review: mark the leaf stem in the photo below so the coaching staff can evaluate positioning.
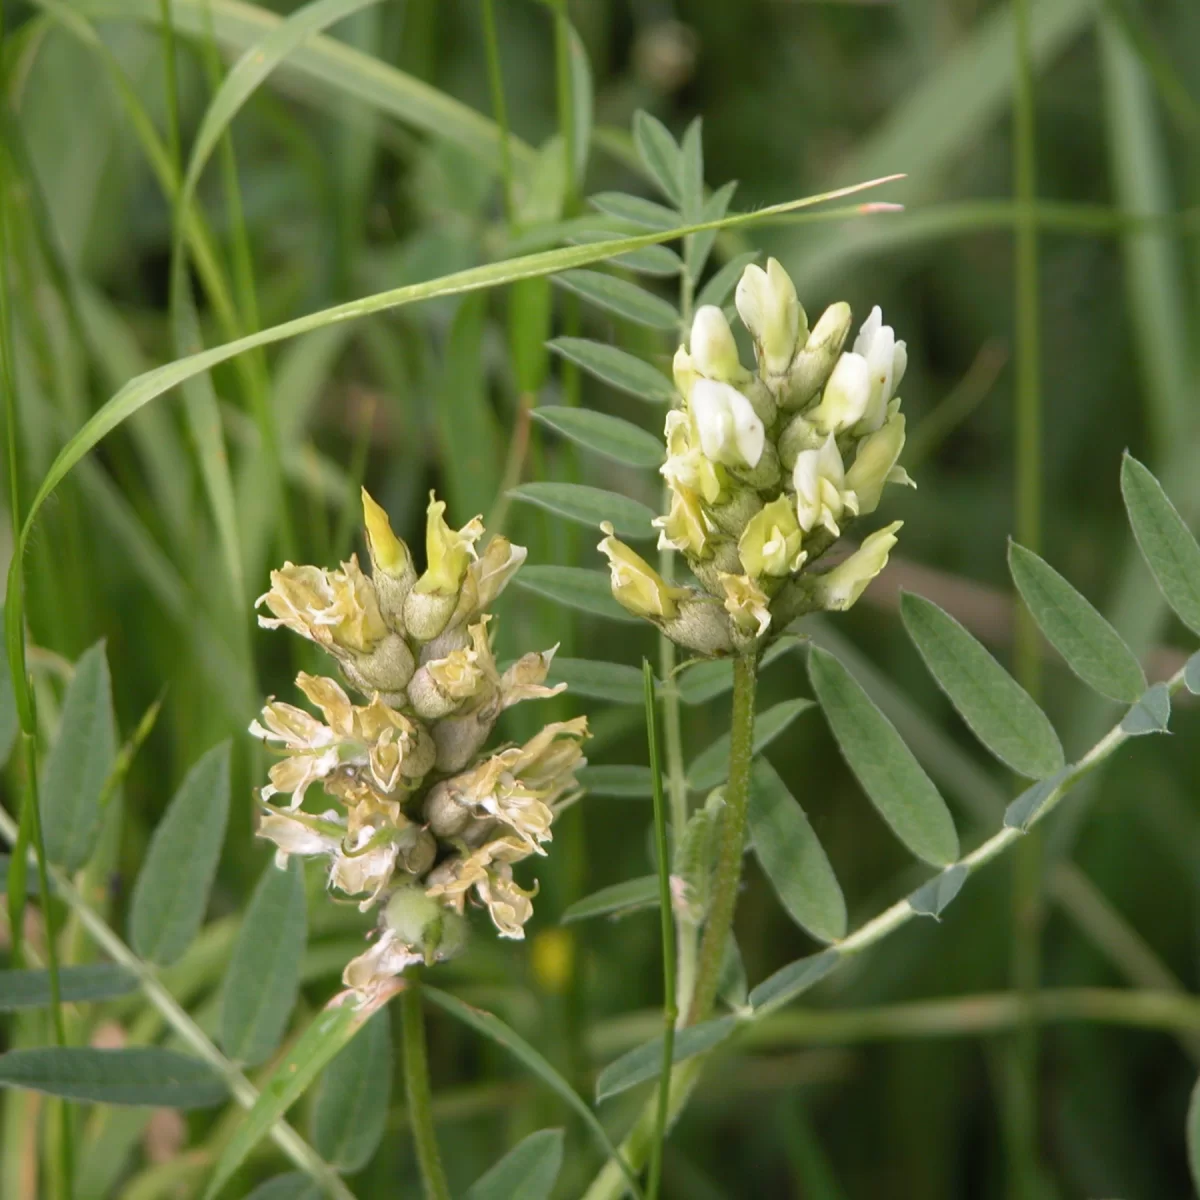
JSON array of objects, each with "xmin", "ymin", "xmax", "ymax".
[
  {"xmin": 402, "ymin": 980, "xmax": 451, "ymax": 1200},
  {"xmin": 687, "ymin": 653, "xmax": 757, "ymax": 1026},
  {"xmin": 643, "ymin": 661, "xmax": 676, "ymax": 1200}
]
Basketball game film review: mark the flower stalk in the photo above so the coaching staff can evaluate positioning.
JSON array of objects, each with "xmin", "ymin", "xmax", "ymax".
[
  {"xmin": 402, "ymin": 980, "xmax": 452, "ymax": 1200},
  {"xmin": 686, "ymin": 653, "xmax": 757, "ymax": 1026}
]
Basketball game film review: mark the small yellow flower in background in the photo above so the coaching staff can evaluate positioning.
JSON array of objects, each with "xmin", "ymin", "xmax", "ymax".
[
  {"xmin": 531, "ymin": 928, "xmax": 575, "ymax": 995},
  {"xmin": 597, "ymin": 522, "xmax": 687, "ymax": 620},
  {"xmin": 251, "ymin": 489, "xmax": 589, "ymax": 1002}
]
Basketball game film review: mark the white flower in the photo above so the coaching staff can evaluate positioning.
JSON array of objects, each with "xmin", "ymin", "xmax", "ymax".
[
  {"xmin": 735, "ymin": 257, "xmax": 803, "ymax": 378},
  {"xmin": 852, "ymin": 306, "xmax": 907, "ymax": 434},
  {"xmin": 816, "ymin": 521, "xmax": 902, "ymax": 610},
  {"xmin": 257, "ymin": 808, "xmax": 342, "ymax": 869},
  {"xmin": 792, "ymin": 435, "xmax": 859, "ymax": 537},
  {"xmin": 689, "ymin": 305, "xmax": 743, "ymax": 382},
  {"xmin": 342, "ymin": 928, "xmax": 424, "ymax": 1001},
  {"xmin": 807, "ymin": 352, "xmax": 871, "ymax": 435},
  {"xmin": 689, "ymin": 380, "xmax": 765, "ymax": 469}
]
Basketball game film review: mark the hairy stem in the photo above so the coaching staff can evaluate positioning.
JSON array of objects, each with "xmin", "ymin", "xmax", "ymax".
[
  {"xmin": 687, "ymin": 653, "xmax": 757, "ymax": 1026},
  {"xmin": 402, "ymin": 982, "xmax": 451, "ymax": 1200}
]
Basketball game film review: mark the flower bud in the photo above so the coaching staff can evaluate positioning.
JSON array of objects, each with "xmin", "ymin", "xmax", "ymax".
[
  {"xmin": 660, "ymin": 598, "xmax": 735, "ymax": 658},
  {"xmin": 689, "ymin": 379, "xmax": 765, "ymax": 469},
  {"xmin": 405, "ymin": 494, "xmax": 484, "ymax": 641},
  {"xmin": 787, "ymin": 302, "xmax": 852, "ymax": 409},
  {"xmin": 384, "ymin": 886, "xmax": 468, "ymax": 967},
  {"xmin": 808, "ymin": 351, "xmax": 871, "ymax": 435},
  {"xmin": 777, "ymin": 412, "xmax": 824, "ymax": 470},
  {"xmin": 851, "ymin": 306, "xmax": 907, "ymax": 434},
  {"xmin": 845, "ymin": 411, "xmax": 914, "ymax": 515},
  {"xmin": 793, "ymin": 435, "xmax": 859, "ymax": 538},
  {"xmin": 598, "ymin": 523, "xmax": 688, "ymax": 620},
  {"xmin": 338, "ymin": 631, "xmax": 417, "ymax": 696},
  {"xmin": 815, "ymin": 521, "xmax": 902, "ymax": 611},
  {"xmin": 257, "ymin": 557, "xmax": 388, "ymax": 655},
  {"xmin": 361, "ymin": 489, "xmax": 416, "ymax": 627},
  {"xmin": 738, "ymin": 496, "xmax": 806, "ymax": 578},
  {"xmin": 689, "ymin": 305, "xmax": 743, "ymax": 383},
  {"xmin": 735, "ymin": 257, "xmax": 805, "ymax": 379}
]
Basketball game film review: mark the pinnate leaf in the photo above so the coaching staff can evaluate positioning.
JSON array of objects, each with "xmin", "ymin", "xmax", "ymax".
[
  {"xmin": 808, "ymin": 645, "xmax": 959, "ymax": 865},
  {"xmin": 532, "ymin": 406, "xmax": 662, "ymax": 469},
  {"xmin": 509, "ymin": 482, "xmax": 656, "ymax": 540},
  {"xmin": 686, "ymin": 699, "xmax": 814, "ymax": 791},
  {"xmin": 1008, "ymin": 541, "xmax": 1145, "ymax": 703},
  {"xmin": 130, "ymin": 741, "xmax": 231, "ymax": 965},
  {"xmin": 1121, "ymin": 453, "xmax": 1200, "ymax": 636},
  {"xmin": 547, "ymin": 337, "xmax": 675, "ymax": 404},
  {"xmin": 41, "ymin": 640, "xmax": 116, "ymax": 871},
  {"xmin": 747, "ymin": 760, "xmax": 846, "ymax": 942},
  {"xmin": 900, "ymin": 592, "xmax": 1064, "ymax": 780}
]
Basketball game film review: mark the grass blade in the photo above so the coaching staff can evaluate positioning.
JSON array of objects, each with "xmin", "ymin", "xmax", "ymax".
[{"xmin": 311, "ymin": 1008, "xmax": 391, "ymax": 1173}]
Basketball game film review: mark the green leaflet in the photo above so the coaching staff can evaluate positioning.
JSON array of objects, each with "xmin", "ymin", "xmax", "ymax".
[
  {"xmin": 546, "ymin": 657, "xmax": 647, "ymax": 705},
  {"xmin": 129, "ymin": 741, "xmax": 231, "ymax": 965},
  {"xmin": 40, "ymin": 640, "xmax": 115, "ymax": 871},
  {"xmin": 686, "ymin": 699, "xmax": 814, "ymax": 792},
  {"xmin": 747, "ymin": 760, "xmax": 846, "ymax": 942},
  {"xmin": 509, "ymin": 482, "xmax": 657, "ymax": 539},
  {"xmin": 219, "ymin": 860, "xmax": 307, "ymax": 1066},
  {"xmin": 595, "ymin": 1016, "xmax": 738, "ymax": 1103},
  {"xmin": 748, "ymin": 949, "xmax": 840, "ymax": 1016},
  {"xmin": 547, "ymin": 337, "xmax": 675, "ymax": 404},
  {"xmin": 808, "ymin": 646, "xmax": 959, "ymax": 866},
  {"xmin": 1008, "ymin": 541, "xmax": 1146, "ymax": 703},
  {"xmin": 0, "ymin": 1047, "xmax": 227, "ymax": 1108},
  {"xmin": 0, "ymin": 964, "xmax": 137, "ymax": 1010},
  {"xmin": 900, "ymin": 592, "xmax": 1064, "ymax": 780},
  {"xmin": 588, "ymin": 191, "xmax": 680, "ymax": 230},
  {"xmin": 1121, "ymin": 453, "xmax": 1200, "ymax": 636},
  {"xmin": 465, "ymin": 1129, "xmax": 564, "ymax": 1200},
  {"xmin": 553, "ymin": 269, "xmax": 680, "ymax": 330},
  {"xmin": 311, "ymin": 1008, "xmax": 391, "ymax": 1172},
  {"xmin": 203, "ymin": 996, "xmax": 377, "ymax": 1200},
  {"xmin": 632, "ymin": 111, "xmax": 683, "ymax": 206},
  {"xmin": 560, "ymin": 876, "xmax": 659, "ymax": 924},
  {"xmin": 513, "ymin": 566, "xmax": 641, "ymax": 624},
  {"xmin": 244, "ymin": 1176, "xmax": 322, "ymax": 1200},
  {"xmin": 531, "ymin": 405, "xmax": 663, "ymax": 469}
]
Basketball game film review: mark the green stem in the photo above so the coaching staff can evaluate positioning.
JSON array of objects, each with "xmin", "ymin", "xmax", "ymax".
[
  {"xmin": 402, "ymin": 981, "xmax": 451, "ymax": 1200},
  {"xmin": 687, "ymin": 653, "xmax": 757, "ymax": 1026},
  {"xmin": 1009, "ymin": 0, "xmax": 1044, "ymax": 1192},
  {"xmin": 643, "ymin": 662, "xmax": 676, "ymax": 1200},
  {"xmin": 480, "ymin": 0, "xmax": 515, "ymax": 227}
]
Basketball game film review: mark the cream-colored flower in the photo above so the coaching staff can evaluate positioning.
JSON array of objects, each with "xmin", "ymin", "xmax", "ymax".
[
  {"xmin": 329, "ymin": 825, "xmax": 400, "ymax": 910},
  {"xmin": 414, "ymin": 493, "xmax": 484, "ymax": 597},
  {"xmin": 688, "ymin": 305, "xmax": 744, "ymax": 383},
  {"xmin": 653, "ymin": 482, "xmax": 715, "ymax": 559},
  {"xmin": 361, "ymin": 488, "xmax": 412, "ymax": 578},
  {"xmin": 816, "ymin": 521, "xmax": 902, "ymax": 611},
  {"xmin": 251, "ymin": 673, "xmax": 432, "ymax": 806},
  {"xmin": 661, "ymin": 409, "xmax": 726, "ymax": 505},
  {"xmin": 425, "ymin": 835, "xmax": 538, "ymax": 939},
  {"xmin": 845, "ymin": 410, "xmax": 914, "ymax": 515},
  {"xmin": 719, "ymin": 572, "xmax": 772, "ymax": 638},
  {"xmin": 342, "ymin": 928, "xmax": 424, "ymax": 1001},
  {"xmin": 738, "ymin": 495, "xmax": 806, "ymax": 578},
  {"xmin": 689, "ymin": 380, "xmax": 765, "ymax": 469},
  {"xmin": 851, "ymin": 306, "xmax": 907, "ymax": 434},
  {"xmin": 256, "ymin": 556, "xmax": 387, "ymax": 653},
  {"xmin": 499, "ymin": 644, "xmax": 566, "ymax": 710},
  {"xmin": 792, "ymin": 435, "xmax": 859, "ymax": 537},
  {"xmin": 807, "ymin": 351, "xmax": 871, "ymax": 435},
  {"xmin": 736, "ymin": 257, "xmax": 804, "ymax": 379},
  {"xmin": 598, "ymin": 523, "xmax": 688, "ymax": 620},
  {"xmin": 256, "ymin": 807, "xmax": 342, "ymax": 869}
]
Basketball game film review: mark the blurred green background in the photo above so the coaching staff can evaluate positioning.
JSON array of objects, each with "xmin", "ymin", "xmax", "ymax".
[{"xmin": 3, "ymin": 0, "xmax": 1200, "ymax": 1196}]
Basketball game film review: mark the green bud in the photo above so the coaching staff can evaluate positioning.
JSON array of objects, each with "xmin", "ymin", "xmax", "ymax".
[{"xmin": 786, "ymin": 302, "xmax": 852, "ymax": 410}]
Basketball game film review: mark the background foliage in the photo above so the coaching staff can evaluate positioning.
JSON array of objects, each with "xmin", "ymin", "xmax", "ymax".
[{"xmin": 3, "ymin": 0, "xmax": 1200, "ymax": 1197}]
